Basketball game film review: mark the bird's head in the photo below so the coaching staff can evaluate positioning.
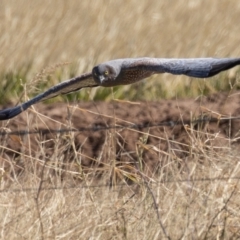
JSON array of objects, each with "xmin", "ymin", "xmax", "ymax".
[{"xmin": 92, "ymin": 62, "xmax": 122, "ymax": 87}]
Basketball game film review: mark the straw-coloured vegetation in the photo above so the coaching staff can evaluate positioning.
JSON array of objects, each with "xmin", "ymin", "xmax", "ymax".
[{"xmin": 1, "ymin": 0, "xmax": 240, "ymax": 239}]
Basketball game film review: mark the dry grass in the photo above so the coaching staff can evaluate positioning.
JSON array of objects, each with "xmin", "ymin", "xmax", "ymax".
[
  {"xmin": 1, "ymin": 110, "xmax": 240, "ymax": 239},
  {"xmin": 1, "ymin": 0, "xmax": 240, "ymax": 239}
]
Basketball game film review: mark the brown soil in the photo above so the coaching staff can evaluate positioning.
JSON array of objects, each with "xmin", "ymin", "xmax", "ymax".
[{"xmin": 1, "ymin": 91, "xmax": 240, "ymax": 178}]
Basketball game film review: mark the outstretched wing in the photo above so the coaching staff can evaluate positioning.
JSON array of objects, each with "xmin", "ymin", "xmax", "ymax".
[
  {"xmin": 151, "ymin": 58, "xmax": 240, "ymax": 78},
  {"xmin": 0, "ymin": 72, "xmax": 97, "ymax": 120},
  {"xmin": 120, "ymin": 57, "xmax": 240, "ymax": 85}
]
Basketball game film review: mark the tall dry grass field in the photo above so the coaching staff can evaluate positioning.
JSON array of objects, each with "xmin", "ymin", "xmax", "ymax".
[{"xmin": 1, "ymin": 0, "xmax": 240, "ymax": 239}]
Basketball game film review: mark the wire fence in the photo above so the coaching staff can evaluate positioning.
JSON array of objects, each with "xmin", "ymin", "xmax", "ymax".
[
  {"xmin": 0, "ymin": 176, "xmax": 240, "ymax": 193},
  {"xmin": 1, "ymin": 115, "xmax": 240, "ymax": 136},
  {"xmin": 1, "ymin": 114, "xmax": 240, "ymax": 194}
]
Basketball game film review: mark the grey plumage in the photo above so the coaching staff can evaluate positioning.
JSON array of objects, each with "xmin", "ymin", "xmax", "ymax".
[
  {"xmin": 93, "ymin": 58, "xmax": 240, "ymax": 86},
  {"xmin": 0, "ymin": 57, "xmax": 240, "ymax": 120}
]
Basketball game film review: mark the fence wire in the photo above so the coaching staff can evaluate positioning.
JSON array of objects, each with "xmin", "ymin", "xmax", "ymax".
[
  {"xmin": 0, "ymin": 176, "xmax": 240, "ymax": 193},
  {"xmin": 1, "ymin": 115, "xmax": 240, "ymax": 136},
  {"xmin": 1, "ymin": 115, "xmax": 240, "ymax": 193}
]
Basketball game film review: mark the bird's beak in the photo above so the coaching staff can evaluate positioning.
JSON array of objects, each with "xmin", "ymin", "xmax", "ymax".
[{"xmin": 99, "ymin": 75, "xmax": 105, "ymax": 84}]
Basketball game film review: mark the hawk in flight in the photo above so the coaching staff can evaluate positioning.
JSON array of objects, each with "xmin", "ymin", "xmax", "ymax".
[{"xmin": 0, "ymin": 57, "xmax": 240, "ymax": 120}]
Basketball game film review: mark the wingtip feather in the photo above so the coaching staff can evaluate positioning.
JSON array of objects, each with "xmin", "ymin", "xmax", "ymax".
[{"xmin": 0, "ymin": 106, "xmax": 23, "ymax": 120}]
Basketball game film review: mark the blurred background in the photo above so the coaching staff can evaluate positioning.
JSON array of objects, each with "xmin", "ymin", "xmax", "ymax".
[{"xmin": 0, "ymin": 0, "xmax": 240, "ymax": 103}]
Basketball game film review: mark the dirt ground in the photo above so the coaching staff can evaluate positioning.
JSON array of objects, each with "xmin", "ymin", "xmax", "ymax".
[{"xmin": 1, "ymin": 91, "xmax": 240, "ymax": 177}]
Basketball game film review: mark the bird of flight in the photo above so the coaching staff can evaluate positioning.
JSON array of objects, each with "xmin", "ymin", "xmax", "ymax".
[{"xmin": 0, "ymin": 57, "xmax": 240, "ymax": 120}]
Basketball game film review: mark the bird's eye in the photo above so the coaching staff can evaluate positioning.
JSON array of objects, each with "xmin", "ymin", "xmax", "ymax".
[{"xmin": 104, "ymin": 70, "xmax": 109, "ymax": 76}]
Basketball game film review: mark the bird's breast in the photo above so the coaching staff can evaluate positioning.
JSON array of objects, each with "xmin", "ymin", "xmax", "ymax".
[{"xmin": 118, "ymin": 68, "xmax": 154, "ymax": 85}]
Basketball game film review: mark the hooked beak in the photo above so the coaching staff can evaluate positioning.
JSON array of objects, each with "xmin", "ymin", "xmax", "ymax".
[{"xmin": 99, "ymin": 75, "xmax": 105, "ymax": 84}]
